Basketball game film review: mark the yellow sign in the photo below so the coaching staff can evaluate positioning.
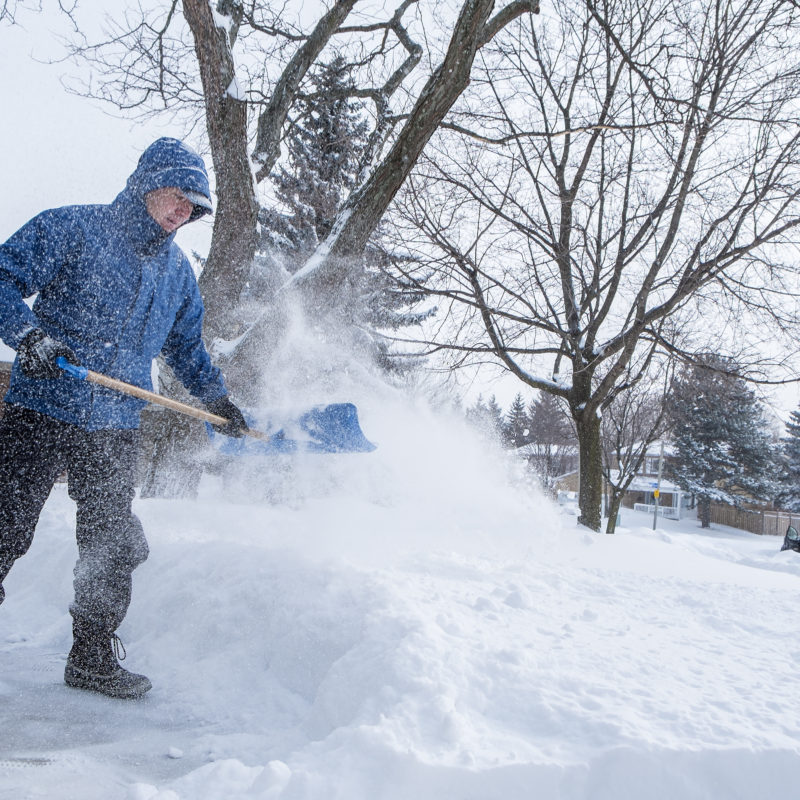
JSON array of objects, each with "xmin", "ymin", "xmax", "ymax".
[{"xmin": 653, "ymin": 489, "xmax": 660, "ymax": 499}]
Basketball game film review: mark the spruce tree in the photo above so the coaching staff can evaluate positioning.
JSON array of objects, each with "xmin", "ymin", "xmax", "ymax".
[
  {"xmin": 529, "ymin": 392, "xmax": 573, "ymax": 445},
  {"xmin": 485, "ymin": 395, "xmax": 505, "ymax": 439},
  {"xmin": 465, "ymin": 395, "xmax": 488, "ymax": 430},
  {"xmin": 258, "ymin": 55, "xmax": 430, "ymax": 371},
  {"xmin": 525, "ymin": 391, "xmax": 576, "ymax": 491},
  {"xmin": 260, "ymin": 56, "xmax": 367, "ymax": 265},
  {"xmin": 667, "ymin": 355, "xmax": 778, "ymax": 527},
  {"xmin": 776, "ymin": 406, "xmax": 800, "ymax": 511},
  {"xmin": 503, "ymin": 393, "xmax": 531, "ymax": 448},
  {"xmin": 466, "ymin": 394, "xmax": 505, "ymax": 443}
]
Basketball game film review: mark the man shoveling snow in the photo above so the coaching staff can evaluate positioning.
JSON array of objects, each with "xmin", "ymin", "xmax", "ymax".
[{"xmin": 0, "ymin": 137, "xmax": 247, "ymax": 699}]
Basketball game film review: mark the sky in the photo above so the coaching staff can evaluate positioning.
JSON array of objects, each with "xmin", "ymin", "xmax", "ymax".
[{"xmin": 2, "ymin": 3, "xmax": 800, "ymax": 421}]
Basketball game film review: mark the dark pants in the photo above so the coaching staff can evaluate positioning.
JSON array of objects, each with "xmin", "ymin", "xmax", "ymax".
[{"xmin": 0, "ymin": 405, "xmax": 148, "ymax": 632}]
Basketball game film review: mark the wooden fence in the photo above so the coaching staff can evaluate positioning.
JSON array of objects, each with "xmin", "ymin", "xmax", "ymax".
[{"xmin": 709, "ymin": 502, "xmax": 800, "ymax": 536}]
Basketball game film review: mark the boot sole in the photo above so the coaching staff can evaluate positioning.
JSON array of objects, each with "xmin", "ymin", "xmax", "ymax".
[{"xmin": 64, "ymin": 664, "xmax": 152, "ymax": 700}]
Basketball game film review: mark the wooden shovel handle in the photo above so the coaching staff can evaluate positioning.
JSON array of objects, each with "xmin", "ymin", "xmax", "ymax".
[
  {"xmin": 56, "ymin": 358, "xmax": 273, "ymax": 442},
  {"xmin": 85, "ymin": 368, "xmax": 228, "ymax": 425}
]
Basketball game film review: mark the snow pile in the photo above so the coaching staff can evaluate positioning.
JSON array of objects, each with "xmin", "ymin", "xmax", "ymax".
[{"xmin": 2, "ymin": 388, "xmax": 800, "ymax": 799}]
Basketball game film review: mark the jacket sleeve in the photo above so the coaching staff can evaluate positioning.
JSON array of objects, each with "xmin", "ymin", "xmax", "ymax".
[
  {"xmin": 0, "ymin": 208, "xmax": 84, "ymax": 349},
  {"xmin": 161, "ymin": 265, "xmax": 228, "ymax": 403}
]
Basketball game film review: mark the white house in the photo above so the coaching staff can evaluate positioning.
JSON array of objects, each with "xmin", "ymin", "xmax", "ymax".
[{"xmin": 618, "ymin": 440, "xmax": 689, "ymax": 520}]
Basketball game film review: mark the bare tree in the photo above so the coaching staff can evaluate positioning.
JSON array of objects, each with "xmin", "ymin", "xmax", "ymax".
[
  {"xmin": 1, "ymin": 0, "xmax": 77, "ymax": 25},
  {"xmin": 391, "ymin": 0, "xmax": 800, "ymax": 530},
  {"xmin": 601, "ymin": 357, "xmax": 673, "ymax": 534}
]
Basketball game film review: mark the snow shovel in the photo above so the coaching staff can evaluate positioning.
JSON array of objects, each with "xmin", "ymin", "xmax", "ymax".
[{"xmin": 56, "ymin": 358, "xmax": 376, "ymax": 454}]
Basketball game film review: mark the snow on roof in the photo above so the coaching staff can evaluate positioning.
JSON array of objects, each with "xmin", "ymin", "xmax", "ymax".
[
  {"xmin": 641, "ymin": 439, "xmax": 677, "ymax": 458},
  {"xmin": 626, "ymin": 474, "xmax": 683, "ymax": 493}
]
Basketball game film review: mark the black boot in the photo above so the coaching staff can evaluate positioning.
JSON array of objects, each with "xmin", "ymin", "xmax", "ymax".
[{"xmin": 64, "ymin": 620, "xmax": 152, "ymax": 699}]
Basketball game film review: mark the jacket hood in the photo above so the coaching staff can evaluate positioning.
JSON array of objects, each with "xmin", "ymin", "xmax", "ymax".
[{"xmin": 125, "ymin": 138, "xmax": 213, "ymax": 223}]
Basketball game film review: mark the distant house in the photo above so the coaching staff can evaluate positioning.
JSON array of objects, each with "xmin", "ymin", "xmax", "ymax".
[
  {"xmin": 554, "ymin": 440, "xmax": 690, "ymax": 520},
  {"xmin": 620, "ymin": 478, "xmax": 687, "ymax": 519},
  {"xmin": 516, "ymin": 442, "xmax": 579, "ymax": 497}
]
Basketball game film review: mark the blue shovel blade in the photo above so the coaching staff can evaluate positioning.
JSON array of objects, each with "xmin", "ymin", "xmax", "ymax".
[{"xmin": 207, "ymin": 402, "xmax": 376, "ymax": 455}]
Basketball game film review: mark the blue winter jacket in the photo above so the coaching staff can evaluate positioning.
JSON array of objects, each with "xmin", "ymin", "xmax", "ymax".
[{"xmin": 0, "ymin": 138, "xmax": 227, "ymax": 430}]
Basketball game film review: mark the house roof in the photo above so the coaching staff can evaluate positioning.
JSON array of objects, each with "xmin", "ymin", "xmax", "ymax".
[
  {"xmin": 641, "ymin": 439, "xmax": 677, "ymax": 458},
  {"xmin": 624, "ymin": 474, "xmax": 683, "ymax": 494}
]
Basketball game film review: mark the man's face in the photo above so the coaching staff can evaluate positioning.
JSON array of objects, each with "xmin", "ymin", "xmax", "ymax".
[{"xmin": 145, "ymin": 187, "xmax": 195, "ymax": 232}]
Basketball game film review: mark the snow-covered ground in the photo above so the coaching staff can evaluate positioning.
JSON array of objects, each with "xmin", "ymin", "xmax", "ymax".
[{"xmin": 2, "ymin": 389, "xmax": 799, "ymax": 800}]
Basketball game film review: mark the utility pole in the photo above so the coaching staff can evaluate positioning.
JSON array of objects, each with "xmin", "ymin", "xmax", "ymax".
[{"xmin": 652, "ymin": 440, "xmax": 664, "ymax": 531}]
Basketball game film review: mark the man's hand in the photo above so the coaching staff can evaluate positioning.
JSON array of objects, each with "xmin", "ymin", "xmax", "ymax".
[
  {"xmin": 205, "ymin": 395, "xmax": 248, "ymax": 438},
  {"xmin": 17, "ymin": 329, "xmax": 78, "ymax": 379}
]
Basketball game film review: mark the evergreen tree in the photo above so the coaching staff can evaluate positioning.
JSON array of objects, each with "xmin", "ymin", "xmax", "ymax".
[
  {"xmin": 260, "ymin": 56, "xmax": 367, "ymax": 266},
  {"xmin": 465, "ymin": 395, "xmax": 488, "ymax": 429},
  {"xmin": 257, "ymin": 55, "xmax": 430, "ymax": 371},
  {"xmin": 528, "ymin": 392, "xmax": 573, "ymax": 445},
  {"xmin": 485, "ymin": 395, "xmax": 505, "ymax": 438},
  {"xmin": 525, "ymin": 391, "xmax": 576, "ymax": 492},
  {"xmin": 776, "ymin": 406, "xmax": 800, "ymax": 511},
  {"xmin": 503, "ymin": 393, "xmax": 531, "ymax": 448},
  {"xmin": 465, "ymin": 394, "xmax": 505, "ymax": 442},
  {"xmin": 667, "ymin": 355, "xmax": 778, "ymax": 527}
]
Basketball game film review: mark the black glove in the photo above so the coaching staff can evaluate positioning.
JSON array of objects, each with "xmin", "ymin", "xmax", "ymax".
[
  {"xmin": 17, "ymin": 328, "xmax": 78, "ymax": 379},
  {"xmin": 205, "ymin": 395, "xmax": 248, "ymax": 438}
]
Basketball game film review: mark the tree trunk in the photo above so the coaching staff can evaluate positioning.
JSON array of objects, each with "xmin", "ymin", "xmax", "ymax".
[
  {"xmin": 575, "ymin": 411, "xmax": 603, "ymax": 531},
  {"xmin": 698, "ymin": 495, "xmax": 711, "ymax": 528},
  {"xmin": 183, "ymin": 0, "xmax": 260, "ymax": 342},
  {"xmin": 605, "ymin": 491, "xmax": 624, "ymax": 534},
  {"xmin": 137, "ymin": 0, "xmax": 260, "ymax": 499}
]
